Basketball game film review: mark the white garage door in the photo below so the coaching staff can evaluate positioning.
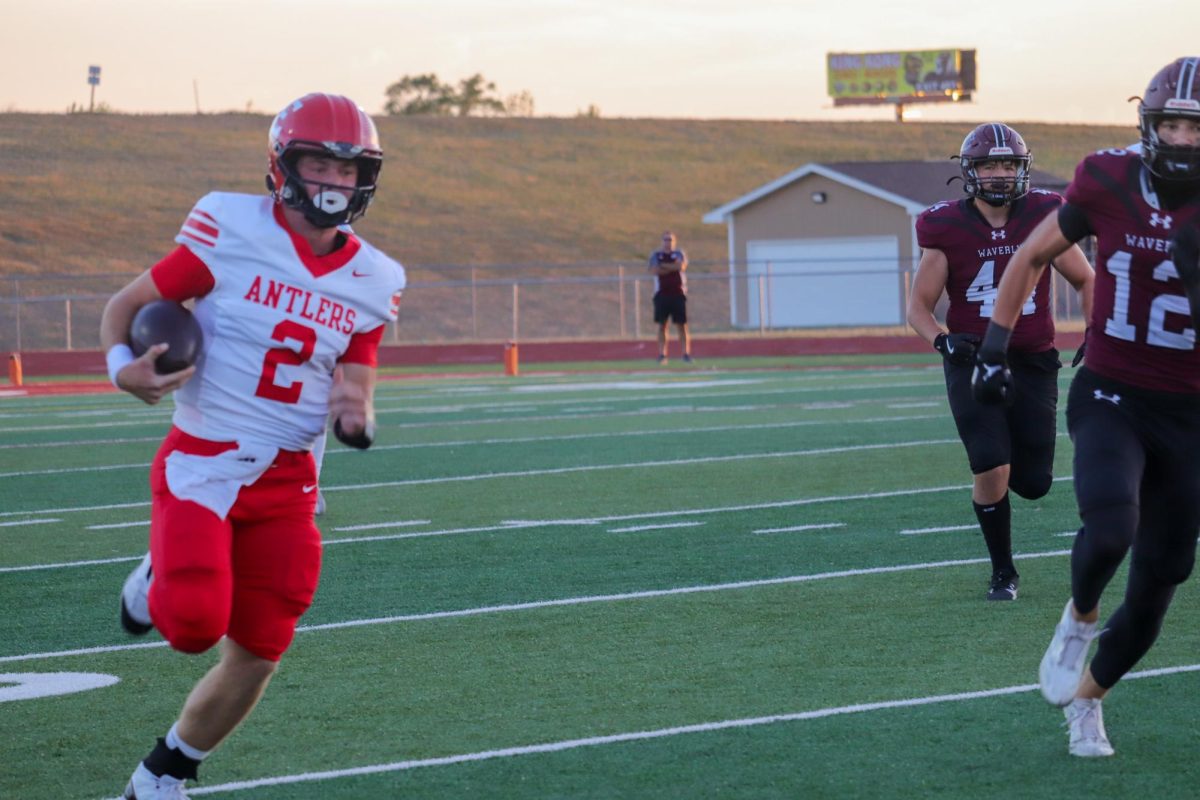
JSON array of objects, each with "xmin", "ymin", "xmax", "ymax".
[{"xmin": 745, "ymin": 236, "xmax": 902, "ymax": 328}]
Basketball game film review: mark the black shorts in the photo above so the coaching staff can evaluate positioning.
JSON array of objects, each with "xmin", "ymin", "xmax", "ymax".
[
  {"xmin": 944, "ymin": 348, "xmax": 1060, "ymax": 496},
  {"xmin": 653, "ymin": 293, "xmax": 687, "ymax": 325},
  {"xmin": 1068, "ymin": 367, "xmax": 1200, "ymax": 561}
]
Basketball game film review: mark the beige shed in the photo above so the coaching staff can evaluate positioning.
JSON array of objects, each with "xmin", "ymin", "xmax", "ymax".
[{"xmin": 703, "ymin": 160, "xmax": 1067, "ymax": 329}]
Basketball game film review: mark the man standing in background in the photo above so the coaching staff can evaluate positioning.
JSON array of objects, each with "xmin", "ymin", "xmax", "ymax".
[{"xmin": 648, "ymin": 231, "xmax": 691, "ymax": 364}]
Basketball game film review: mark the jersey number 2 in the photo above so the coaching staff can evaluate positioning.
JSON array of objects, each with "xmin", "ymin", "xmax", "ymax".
[
  {"xmin": 255, "ymin": 320, "xmax": 317, "ymax": 404},
  {"xmin": 965, "ymin": 260, "xmax": 1036, "ymax": 318}
]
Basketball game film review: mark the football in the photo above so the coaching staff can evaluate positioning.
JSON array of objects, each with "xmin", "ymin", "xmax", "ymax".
[{"xmin": 129, "ymin": 300, "xmax": 204, "ymax": 374}]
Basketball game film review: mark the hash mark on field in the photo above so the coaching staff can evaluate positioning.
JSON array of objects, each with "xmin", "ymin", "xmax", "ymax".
[
  {"xmin": 331, "ymin": 520, "xmax": 432, "ymax": 532},
  {"xmin": 182, "ymin": 663, "xmax": 1200, "ymax": 796},
  {"xmin": 899, "ymin": 524, "xmax": 977, "ymax": 535},
  {"xmin": 0, "ymin": 518, "xmax": 60, "ymax": 528},
  {"xmin": 886, "ymin": 402, "xmax": 940, "ymax": 409},
  {"xmin": 607, "ymin": 522, "xmax": 705, "ymax": 533},
  {"xmin": 753, "ymin": 523, "xmax": 845, "ymax": 534},
  {"xmin": 86, "ymin": 521, "xmax": 149, "ymax": 530}
]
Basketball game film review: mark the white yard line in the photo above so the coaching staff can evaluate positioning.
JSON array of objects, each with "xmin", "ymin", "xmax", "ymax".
[
  {"xmin": 179, "ymin": 662, "xmax": 1200, "ymax": 796},
  {"xmin": 0, "ymin": 414, "xmax": 944, "ymax": 480},
  {"xmin": 899, "ymin": 524, "xmax": 979, "ymax": 535},
  {"xmin": 0, "ymin": 518, "xmax": 60, "ymax": 528},
  {"xmin": 607, "ymin": 522, "xmax": 705, "ymax": 533},
  {"xmin": 0, "ymin": 549, "xmax": 1070, "ymax": 664},
  {"xmin": 753, "ymin": 523, "xmax": 846, "ymax": 534}
]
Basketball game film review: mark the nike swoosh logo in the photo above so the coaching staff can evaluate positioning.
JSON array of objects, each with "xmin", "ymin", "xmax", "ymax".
[
  {"xmin": 302, "ymin": 484, "xmax": 318, "ymax": 493},
  {"xmin": 352, "ymin": 269, "xmax": 371, "ymax": 278}
]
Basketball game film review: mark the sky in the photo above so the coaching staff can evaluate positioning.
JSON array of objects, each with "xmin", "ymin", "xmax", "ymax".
[{"xmin": 3, "ymin": 0, "xmax": 1197, "ymax": 126}]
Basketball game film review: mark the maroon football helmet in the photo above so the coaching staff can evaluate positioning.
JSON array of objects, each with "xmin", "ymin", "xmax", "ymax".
[
  {"xmin": 1137, "ymin": 57, "xmax": 1200, "ymax": 182},
  {"xmin": 266, "ymin": 93, "xmax": 383, "ymax": 228},
  {"xmin": 958, "ymin": 123, "xmax": 1031, "ymax": 206}
]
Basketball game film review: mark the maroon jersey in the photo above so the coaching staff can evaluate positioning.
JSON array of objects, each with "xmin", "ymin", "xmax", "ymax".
[
  {"xmin": 916, "ymin": 191, "xmax": 1062, "ymax": 352},
  {"xmin": 1067, "ymin": 149, "xmax": 1200, "ymax": 392},
  {"xmin": 649, "ymin": 249, "xmax": 687, "ymax": 296}
]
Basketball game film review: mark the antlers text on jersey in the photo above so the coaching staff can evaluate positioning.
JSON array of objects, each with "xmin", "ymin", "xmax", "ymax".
[{"xmin": 242, "ymin": 276, "xmax": 356, "ymax": 334}]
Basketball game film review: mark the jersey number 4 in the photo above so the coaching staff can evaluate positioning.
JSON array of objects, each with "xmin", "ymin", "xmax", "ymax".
[
  {"xmin": 1104, "ymin": 251, "xmax": 1194, "ymax": 350},
  {"xmin": 255, "ymin": 320, "xmax": 317, "ymax": 404},
  {"xmin": 965, "ymin": 260, "xmax": 1036, "ymax": 318}
]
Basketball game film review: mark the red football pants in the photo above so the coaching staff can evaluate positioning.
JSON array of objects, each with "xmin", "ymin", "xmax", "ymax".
[{"xmin": 148, "ymin": 427, "xmax": 322, "ymax": 661}]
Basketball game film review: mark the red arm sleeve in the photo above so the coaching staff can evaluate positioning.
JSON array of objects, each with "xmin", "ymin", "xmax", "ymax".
[
  {"xmin": 149, "ymin": 245, "xmax": 215, "ymax": 301},
  {"xmin": 339, "ymin": 323, "xmax": 385, "ymax": 367}
]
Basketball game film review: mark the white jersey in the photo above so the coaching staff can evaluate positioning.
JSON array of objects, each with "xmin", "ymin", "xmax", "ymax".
[{"xmin": 169, "ymin": 192, "xmax": 405, "ymax": 451}]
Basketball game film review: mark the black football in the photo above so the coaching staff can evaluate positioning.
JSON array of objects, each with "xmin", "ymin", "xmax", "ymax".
[{"xmin": 129, "ymin": 300, "xmax": 203, "ymax": 374}]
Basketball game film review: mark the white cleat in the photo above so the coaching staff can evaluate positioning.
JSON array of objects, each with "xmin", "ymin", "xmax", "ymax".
[
  {"xmin": 120, "ymin": 553, "xmax": 154, "ymax": 635},
  {"xmin": 1039, "ymin": 599, "xmax": 1098, "ymax": 706},
  {"xmin": 123, "ymin": 763, "xmax": 190, "ymax": 798},
  {"xmin": 315, "ymin": 490, "xmax": 327, "ymax": 516},
  {"xmin": 1064, "ymin": 697, "xmax": 1115, "ymax": 757}
]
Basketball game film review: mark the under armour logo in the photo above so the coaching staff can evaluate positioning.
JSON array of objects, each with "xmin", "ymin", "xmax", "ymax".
[
  {"xmin": 1150, "ymin": 213, "xmax": 1173, "ymax": 229},
  {"xmin": 991, "ymin": 230, "xmax": 1007, "ymax": 241},
  {"xmin": 1093, "ymin": 389, "xmax": 1121, "ymax": 405}
]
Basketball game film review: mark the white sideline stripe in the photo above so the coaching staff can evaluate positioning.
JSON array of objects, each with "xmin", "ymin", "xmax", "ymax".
[
  {"xmin": 0, "ymin": 555, "xmax": 144, "ymax": 574},
  {"xmin": 0, "ymin": 437, "xmax": 964, "ymax": 519},
  {"xmin": 607, "ymin": 522, "xmax": 705, "ymax": 533},
  {"xmin": 0, "ymin": 436, "xmax": 160, "ymax": 451},
  {"xmin": 330, "ymin": 520, "xmax": 433, "ymax": 532},
  {"xmin": 184, "ymin": 662, "xmax": 1200, "ymax": 796},
  {"xmin": 753, "ymin": 523, "xmax": 845, "ymax": 534},
  {"xmin": 886, "ymin": 402, "xmax": 940, "ymax": 409},
  {"xmin": 0, "ymin": 414, "xmax": 944, "ymax": 479},
  {"xmin": 899, "ymin": 524, "xmax": 978, "ymax": 535},
  {"xmin": 1, "ymin": 550, "xmax": 1070, "ymax": 665},
  {"xmin": 0, "ymin": 518, "xmax": 60, "ymax": 528},
  {"xmin": 86, "ymin": 521, "xmax": 149, "ymax": 530}
]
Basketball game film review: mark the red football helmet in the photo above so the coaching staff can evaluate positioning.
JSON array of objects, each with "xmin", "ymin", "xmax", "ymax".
[
  {"xmin": 266, "ymin": 93, "xmax": 383, "ymax": 228},
  {"xmin": 1137, "ymin": 57, "xmax": 1200, "ymax": 182},
  {"xmin": 958, "ymin": 123, "xmax": 1032, "ymax": 206}
]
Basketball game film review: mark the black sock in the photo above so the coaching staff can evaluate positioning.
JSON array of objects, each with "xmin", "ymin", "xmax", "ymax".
[
  {"xmin": 973, "ymin": 493, "xmax": 1015, "ymax": 576},
  {"xmin": 142, "ymin": 737, "xmax": 200, "ymax": 781}
]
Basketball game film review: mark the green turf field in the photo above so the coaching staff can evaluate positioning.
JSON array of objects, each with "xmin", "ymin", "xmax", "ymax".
[{"xmin": 4, "ymin": 357, "xmax": 1200, "ymax": 799}]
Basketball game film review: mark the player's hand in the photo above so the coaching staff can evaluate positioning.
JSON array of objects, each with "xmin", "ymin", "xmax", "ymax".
[
  {"xmin": 328, "ymin": 376, "xmax": 369, "ymax": 450},
  {"xmin": 1170, "ymin": 223, "xmax": 1200, "ymax": 329},
  {"xmin": 972, "ymin": 350, "xmax": 1014, "ymax": 406},
  {"xmin": 1071, "ymin": 329, "xmax": 1088, "ymax": 368},
  {"xmin": 117, "ymin": 343, "xmax": 196, "ymax": 405},
  {"xmin": 933, "ymin": 332, "xmax": 981, "ymax": 366}
]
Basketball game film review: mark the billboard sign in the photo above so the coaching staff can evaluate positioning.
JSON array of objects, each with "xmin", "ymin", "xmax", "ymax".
[{"xmin": 827, "ymin": 49, "xmax": 975, "ymax": 106}]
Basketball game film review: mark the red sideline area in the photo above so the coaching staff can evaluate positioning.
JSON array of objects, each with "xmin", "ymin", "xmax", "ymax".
[{"xmin": 2, "ymin": 331, "xmax": 1084, "ymax": 397}]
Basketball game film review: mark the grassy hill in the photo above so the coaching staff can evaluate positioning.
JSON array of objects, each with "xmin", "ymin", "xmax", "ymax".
[{"xmin": 1, "ymin": 113, "xmax": 1136, "ymax": 280}]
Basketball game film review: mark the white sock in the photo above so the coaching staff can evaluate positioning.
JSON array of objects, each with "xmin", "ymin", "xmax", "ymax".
[{"xmin": 166, "ymin": 722, "xmax": 211, "ymax": 761}]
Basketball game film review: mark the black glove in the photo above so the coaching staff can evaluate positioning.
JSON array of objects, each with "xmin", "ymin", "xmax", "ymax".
[
  {"xmin": 1170, "ymin": 223, "xmax": 1200, "ymax": 329},
  {"xmin": 971, "ymin": 323, "xmax": 1015, "ymax": 406},
  {"xmin": 1071, "ymin": 328, "xmax": 1088, "ymax": 368},
  {"xmin": 933, "ymin": 332, "xmax": 981, "ymax": 366}
]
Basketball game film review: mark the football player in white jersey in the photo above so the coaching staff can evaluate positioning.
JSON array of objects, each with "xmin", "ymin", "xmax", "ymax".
[{"xmin": 99, "ymin": 93, "xmax": 405, "ymax": 799}]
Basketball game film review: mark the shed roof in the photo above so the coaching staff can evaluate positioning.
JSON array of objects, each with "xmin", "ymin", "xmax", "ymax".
[{"xmin": 702, "ymin": 160, "xmax": 1069, "ymax": 223}]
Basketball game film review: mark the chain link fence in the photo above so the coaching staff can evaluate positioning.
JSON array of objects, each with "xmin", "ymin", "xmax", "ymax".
[{"xmin": 0, "ymin": 258, "xmax": 1087, "ymax": 352}]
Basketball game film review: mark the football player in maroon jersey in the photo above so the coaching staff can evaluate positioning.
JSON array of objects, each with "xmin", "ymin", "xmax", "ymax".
[
  {"xmin": 974, "ymin": 57, "xmax": 1200, "ymax": 757},
  {"xmin": 649, "ymin": 231, "xmax": 692, "ymax": 363},
  {"xmin": 909, "ymin": 123, "xmax": 1093, "ymax": 602}
]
